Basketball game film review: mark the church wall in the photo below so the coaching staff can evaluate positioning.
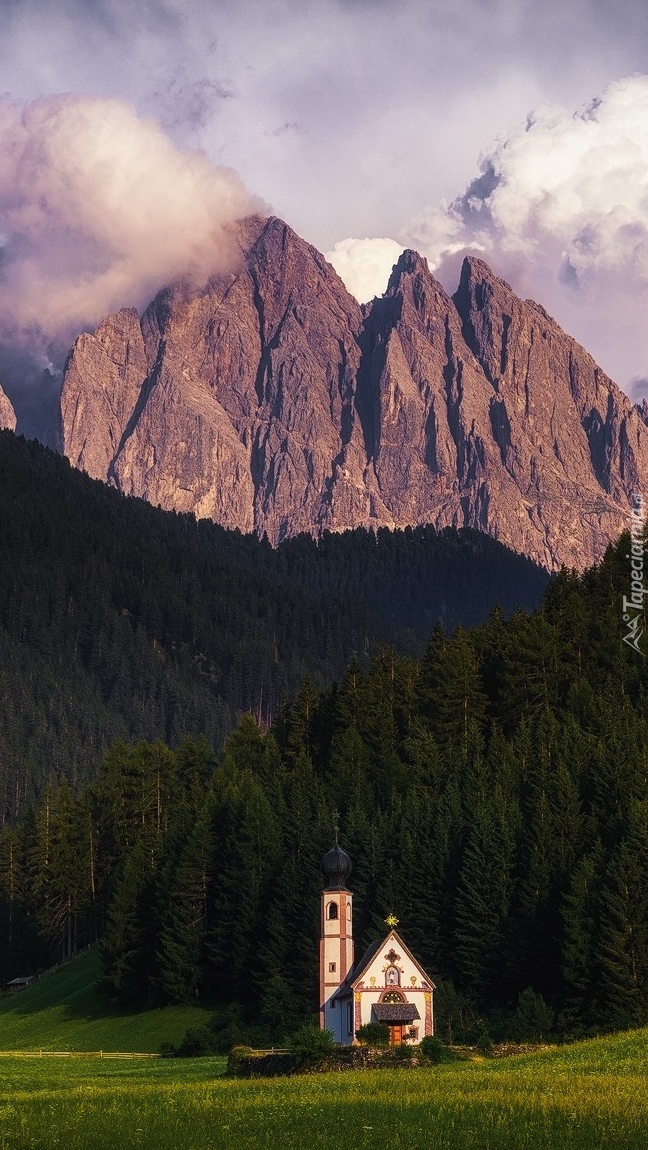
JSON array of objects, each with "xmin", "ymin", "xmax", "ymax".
[
  {"xmin": 354, "ymin": 989, "xmax": 432, "ymax": 1042},
  {"xmin": 324, "ymin": 996, "xmax": 354, "ymax": 1043}
]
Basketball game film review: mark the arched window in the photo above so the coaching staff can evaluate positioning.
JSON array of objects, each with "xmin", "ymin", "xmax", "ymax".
[
  {"xmin": 327, "ymin": 901, "xmax": 338, "ymax": 920},
  {"xmin": 382, "ymin": 990, "xmax": 405, "ymax": 1003}
]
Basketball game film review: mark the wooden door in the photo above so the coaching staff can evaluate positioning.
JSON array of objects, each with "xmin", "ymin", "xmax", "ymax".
[{"xmin": 389, "ymin": 1024, "xmax": 403, "ymax": 1046}]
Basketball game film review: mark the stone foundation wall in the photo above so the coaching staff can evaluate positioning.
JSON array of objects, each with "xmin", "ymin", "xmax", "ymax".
[{"xmin": 227, "ymin": 1045, "xmax": 422, "ymax": 1077}]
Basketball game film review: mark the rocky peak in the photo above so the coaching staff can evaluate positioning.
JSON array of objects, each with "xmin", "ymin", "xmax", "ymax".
[
  {"xmin": 453, "ymin": 256, "xmax": 517, "ymax": 389},
  {"xmin": 385, "ymin": 249, "xmax": 430, "ymax": 290},
  {"xmin": 0, "ymin": 382, "xmax": 16, "ymax": 432},
  {"xmin": 61, "ymin": 214, "xmax": 374, "ymax": 543},
  {"xmin": 59, "ymin": 216, "xmax": 647, "ymax": 571}
]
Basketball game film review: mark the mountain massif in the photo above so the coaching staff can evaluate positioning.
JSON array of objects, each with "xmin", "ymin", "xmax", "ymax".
[{"xmin": 45, "ymin": 214, "xmax": 646, "ymax": 571}]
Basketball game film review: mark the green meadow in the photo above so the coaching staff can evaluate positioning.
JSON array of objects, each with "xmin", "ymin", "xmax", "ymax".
[
  {"xmin": 2, "ymin": 958, "xmax": 648, "ymax": 1149},
  {"xmin": 1, "ymin": 1031, "xmax": 648, "ymax": 1150},
  {"xmin": 0, "ymin": 950, "xmax": 213, "ymax": 1053}
]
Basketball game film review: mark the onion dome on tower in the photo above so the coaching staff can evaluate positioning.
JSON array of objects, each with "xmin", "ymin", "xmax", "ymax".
[{"xmin": 321, "ymin": 841, "xmax": 352, "ymax": 890}]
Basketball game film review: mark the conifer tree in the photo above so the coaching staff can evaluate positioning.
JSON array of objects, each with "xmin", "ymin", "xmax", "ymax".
[
  {"xmin": 452, "ymin": 790, "xmax": 515, "ymax": 1004},
  {"xmin": 560, "ymin": 846, "xmax": 601, "ymax": 1032},
  {"xmin": 596, "ymin": 807, "xmax": 648, "ymax": 1031},
  {"xmin": 157, "ymin": 800, "xmax": 216, "ymax": 1003},
  {"xmin": 100, "ymin": 836, "xmax": 159, "ymax": 1004}
]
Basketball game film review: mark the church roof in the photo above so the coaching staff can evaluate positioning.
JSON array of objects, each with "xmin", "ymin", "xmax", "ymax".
[
  {"xmin": 344, "ymin": 938, "xmax": 384, "ymax": 985},
  {"xmin": 372, "ymin": 1002, "xmax": 421, "ymax": 1023},
  {"xmin": 333, "ymin": 929, "xmax": 436, "ymax": 997},
  {"xmin": 320, "ymin": 842, "xmax": 353, "ymax": 890}
]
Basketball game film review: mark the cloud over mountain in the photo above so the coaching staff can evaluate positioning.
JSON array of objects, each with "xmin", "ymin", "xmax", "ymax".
[
  {"xmin": 324, "ymin": 237, "xmax": 405, "ymax": 303},
  {"xmin": 0, "ymin": 93, "xmax": 260, "ymax": 355},
  {"xmin": 403, "ymin": 75, "xmax": 648, "ymax": 392},
  {"xmin": 329, "ymin": 76, "xmax": 648, "ymax": 393}
]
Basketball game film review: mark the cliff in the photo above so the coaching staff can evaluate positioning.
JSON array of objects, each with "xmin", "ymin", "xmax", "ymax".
[
  {"xmin": 60, "ymin": 215, "xmax": 643, "ymax": 570},
  {"xmin": 0, "ymin": 384, "xmax": 16, "ymax": 432}
]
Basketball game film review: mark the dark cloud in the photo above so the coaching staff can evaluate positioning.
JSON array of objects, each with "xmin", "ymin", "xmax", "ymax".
[
  {"xmin": 630, "ymin": 377, "xmax": 648, "ymax": 403},
  {"xmin": 0, "ymin": 345, "xmax": 61, "ymax": 447},
  {"xmin": 267, "ymin": 122, "xmax": 306, "ymax": 137},
  {"xmin": 153, "ymin": 70, "xmax": 236, "ymax": 139}
]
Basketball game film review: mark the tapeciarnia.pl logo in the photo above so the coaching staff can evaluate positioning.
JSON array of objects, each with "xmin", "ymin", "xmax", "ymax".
[{"xmin": 622, "ymin": 492, "xmax": 646, "ymax": 656}]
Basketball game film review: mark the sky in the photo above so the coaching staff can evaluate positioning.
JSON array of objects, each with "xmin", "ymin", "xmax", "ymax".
[{"xmin": 1, "ymin": 0, "xmax": 648, "ymax": 436}]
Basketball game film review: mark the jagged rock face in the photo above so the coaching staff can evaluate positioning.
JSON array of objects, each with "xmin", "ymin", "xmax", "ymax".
[
  {"xmin": 451, "ymin": 257, "xmax": 647, "ymax": 567},
  {"xmin": 0, "ymin": 383, "xmax": 16, "ymax": 432},
  {"xmin": 62, "ymin": 217, "xmax": 373, "ymax": 540},
  {"xmin": 359, "ymin": 253, "xmax": 639, "ymax": 569},
  {"xmin": 60, "ymin": 215, "xmax": 644, "ymax": 570}
]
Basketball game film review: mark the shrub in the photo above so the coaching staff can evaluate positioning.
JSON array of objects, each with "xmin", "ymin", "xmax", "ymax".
[
  {"xmin": 433, "ymin": 980, "xmax": 477, "ymax": 1045},
  {"xmin": 176, "ymin": 1025, "xmax": 220, "ymax": 1057},
  {"xmin": 509, "ymin": 988, "xmax": 555, "ymax": 1043},
  {"xmin": 420, "ymin": 1035, "xmax": 456, "ymax": 1063},
  {"xmin": 472, "ymin": 1020, "xmax": 494, "ymax": 1056},
  {"xmin": 227, "ymin": 1046, "xmax": 256, "ymax": 1076},
  {"xmin": 287, "ymin": 1024, "xmax": 335, "ymax": 1065},
  {"xmin": 158, "ymin": 1041, "xmax": 176, "ymax": 1058},
  {"xmin": 355, "ymin": 1021, "xmax": 390, "ymax": 1047}
]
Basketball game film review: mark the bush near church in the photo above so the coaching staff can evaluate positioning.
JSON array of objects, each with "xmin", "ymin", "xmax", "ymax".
[
  {"xmin": 288, "ymin": 1024, "xmax": 336, "ymax": 1065},
  {"xmin": 356, "ymin": 1021, "xmax": 390, "ymax": 1047}
]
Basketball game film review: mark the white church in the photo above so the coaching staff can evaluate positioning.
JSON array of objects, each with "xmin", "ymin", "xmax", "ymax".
[{"xmin": 319, "ymin": 840, "xmax": 435, "ymax": 1046}]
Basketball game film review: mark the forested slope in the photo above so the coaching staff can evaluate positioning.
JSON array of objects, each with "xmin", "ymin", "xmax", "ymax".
[
  {"xmin": 0, "ymin": 430, "xmax": 547, "ymax": 815},
  {"xmin": 2, "ymin": 531, "xmax": 648, "ymax": 1040}
]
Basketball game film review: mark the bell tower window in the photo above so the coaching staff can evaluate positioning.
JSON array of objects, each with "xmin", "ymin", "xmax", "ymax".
[{"xmin": 327, "ymin": 901, "xmax": 338, "ymax": 920}]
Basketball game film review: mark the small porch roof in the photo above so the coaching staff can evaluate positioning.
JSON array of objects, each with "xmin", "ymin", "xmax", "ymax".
[{"xmin": 372, "ymin": 1002, "xmax": 421, "ymax": 1023}]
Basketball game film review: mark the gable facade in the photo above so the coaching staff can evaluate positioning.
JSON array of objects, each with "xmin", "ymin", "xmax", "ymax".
[{"xmin": 333, "ymin": 930, "xmax": 435, "ymax": 1046}]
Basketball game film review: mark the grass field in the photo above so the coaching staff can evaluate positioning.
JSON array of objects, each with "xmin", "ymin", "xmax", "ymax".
[
  {"xmin": 0, "ymin": 950, "xmax": 214, "ymax": 1053},
  {"xmin": 2, "ymin": 958, "xmax": 648, "ymax": 1149},
  {"xmin": 2, "ymin": 1028, "xmax": 648, "ymax": 1149}
]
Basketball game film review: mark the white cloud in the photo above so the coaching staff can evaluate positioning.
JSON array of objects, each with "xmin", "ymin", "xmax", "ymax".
[
  {"xmin": 0, "ymin": 93, "xmax": 261, "ymax": 353},
  {"xmin": 325, "ymin": 237, "xmax": 406, "ymax": 303},
  {"xmin": 399, "ymin": 75, "xmax": 648, "ymax": 389}
]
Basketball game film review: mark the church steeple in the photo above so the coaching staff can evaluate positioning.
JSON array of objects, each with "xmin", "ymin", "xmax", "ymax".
[
  {"xmin": 321, "ymin": 841, "xmax": 352, "ymax": 890},
  {"xmin": 319, "ymin": 839, "xmax": 354, "ymax": 1041}
]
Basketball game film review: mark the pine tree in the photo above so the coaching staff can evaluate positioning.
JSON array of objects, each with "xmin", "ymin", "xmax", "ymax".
[
  {"xmin": 560, "ymin": 847, "xmax": 601, "ymax": 1032},
  {"xmin": 596, "ymin": 808, "xmax": 648, "ymax": 1030},
  {"xmin": 100, "ymin": 836, "xmax": 159, "ymax": 1004},
  {"xmin": 452, "ymin": 790, "xmax": 515, "ymax": 1005},
  {"xmin": 418, "ymin": 627, "xmax": 487, "ymax": 759},
  {"xmin": 157, "ymin": 801, "xmax": 215, "ymax": 1003}
]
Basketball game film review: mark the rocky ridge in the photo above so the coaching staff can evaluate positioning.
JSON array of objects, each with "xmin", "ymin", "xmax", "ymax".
[
  {"xmin": 60, "ymin": 215, "xmax": 646, "ymax": 571},
  {"xmin": 0, "ymin": 383, "xmax": 16, "ymax": 432}
]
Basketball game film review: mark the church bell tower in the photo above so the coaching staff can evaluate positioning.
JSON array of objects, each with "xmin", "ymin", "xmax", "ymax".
[{"xmin": 319, "ymin": 840, "xmax": 354, "ymax": 1042}]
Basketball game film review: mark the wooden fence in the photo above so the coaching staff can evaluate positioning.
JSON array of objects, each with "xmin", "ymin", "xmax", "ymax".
[{"xmin": 0, "ymin": 1050, "xmax": 160, "ymax": 1059}]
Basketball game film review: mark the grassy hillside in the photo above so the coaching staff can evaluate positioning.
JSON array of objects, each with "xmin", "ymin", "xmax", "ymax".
[
  {"xmin": 1, "ymin": 1029, "xmax": 648, "ymax": 1148},
  {"xmin": 0, "ymin": 949, "xmax": 214, "ymax": 1053}
]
